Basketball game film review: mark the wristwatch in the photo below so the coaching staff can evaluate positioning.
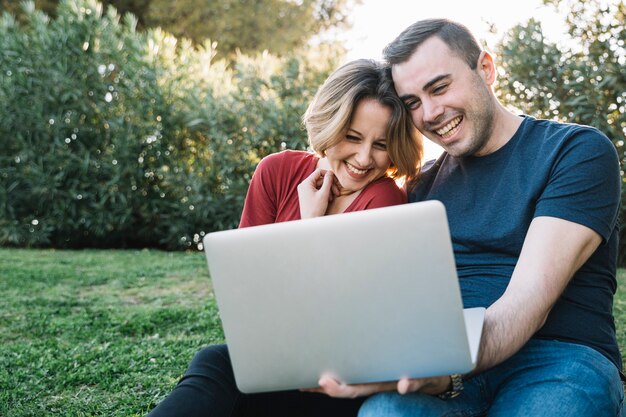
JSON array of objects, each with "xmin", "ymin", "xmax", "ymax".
[{"xmin": 437, "ymin": 374, "xmax": 464, "ymax": 400}]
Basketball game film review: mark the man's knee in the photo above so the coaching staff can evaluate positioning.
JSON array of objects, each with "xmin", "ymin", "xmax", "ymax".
[
  {"xmin": 358, "ymin": 392, "xmax": 398, "ymax": 417},
  {"xmin": 490, "ymin": 342, "xmax": 623, "ymax": 416},
  {"xmin": 358, "ymin": 392, "xmax": 449, "ymax": 417}
]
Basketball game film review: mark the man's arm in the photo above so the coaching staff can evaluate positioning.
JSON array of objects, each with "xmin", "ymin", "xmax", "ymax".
[
  {"xmin": 311, "ymin": 215, "xmax": 602, "ymax": 397},
  {"xmin": 472, "ymin": 215, "xmax": 601, "ymax": 372}
]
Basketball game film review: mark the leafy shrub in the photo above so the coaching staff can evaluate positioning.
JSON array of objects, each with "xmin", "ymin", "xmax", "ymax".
[
  {"xmin": 0, "ymin": 0, "xmax": 338, "ymax": 249},
  {"xmin": 494, "ymin": 0, "xmax": 626, "ymax": 263}
]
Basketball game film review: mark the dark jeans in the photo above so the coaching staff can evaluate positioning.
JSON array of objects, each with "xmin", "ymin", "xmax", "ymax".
[{"xmin": 146, "ymin": 344, "xmax": 364, "ymax": 417}]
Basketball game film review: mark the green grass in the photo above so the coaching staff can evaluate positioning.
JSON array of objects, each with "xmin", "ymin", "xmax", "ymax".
[
  {"xmin": 1, "ymin": 248, "xmax": 625, "ymax": 416},
  {"xmin": 0, "ymin": 248, "xmax": 224, "ymax": 417}
]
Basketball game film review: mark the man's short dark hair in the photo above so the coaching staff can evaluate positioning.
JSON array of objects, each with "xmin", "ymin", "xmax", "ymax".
[{"xmin": 383, "ymin": 18, "xmax": 482, "ymax": 69}]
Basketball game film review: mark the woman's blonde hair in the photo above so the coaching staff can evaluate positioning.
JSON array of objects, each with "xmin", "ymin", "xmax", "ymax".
[{"xmin": 303, "ymin": 59, "xmax": 422, "ymax": 181}]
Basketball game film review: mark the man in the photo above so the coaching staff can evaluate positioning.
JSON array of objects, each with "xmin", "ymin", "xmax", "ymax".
[{"xmin": 316, "ymin": 18, "xmax": 624, "ymax": 416}]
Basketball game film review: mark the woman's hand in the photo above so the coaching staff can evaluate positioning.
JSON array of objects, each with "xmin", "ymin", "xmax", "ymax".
[
  {"xmin": 302, "ymin": 375, "xmax": 452, "ymax": 398},
  {"xmin": 297, "ymin": 169, "xmax": 340, "ymax": 219}
]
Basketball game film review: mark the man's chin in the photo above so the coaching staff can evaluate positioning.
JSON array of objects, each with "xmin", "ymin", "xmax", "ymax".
[
  {"xmin": 440, "ymin": 139, "xmax": 483, "ymax": 158},
  {"xmin": 437, "ymin": 141, "xmax": 463, "ymax": 157}
]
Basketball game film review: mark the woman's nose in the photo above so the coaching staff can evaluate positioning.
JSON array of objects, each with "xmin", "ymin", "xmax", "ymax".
[{"xmin": 354, "ymin": 144, "xmax": 373, "ymax": 166}]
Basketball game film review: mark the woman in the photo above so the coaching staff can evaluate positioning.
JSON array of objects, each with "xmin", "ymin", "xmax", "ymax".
[{"xmin": 146, "ymin": 59, "xmax": 422, "ymax": 417}]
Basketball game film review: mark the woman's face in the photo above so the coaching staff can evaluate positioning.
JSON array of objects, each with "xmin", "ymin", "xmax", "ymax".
[{"xmin": 324, "ymin": 98, "xmax": 392, "ymax": 193}]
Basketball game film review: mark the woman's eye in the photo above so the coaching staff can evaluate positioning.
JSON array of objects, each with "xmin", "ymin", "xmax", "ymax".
[
  {"xmin": 374, "ymin": 142, "xmax": 387, "ymax": 150},
  {"xmin": 345, "ymin": 135, "xmax": 360, "ymax": 142}
]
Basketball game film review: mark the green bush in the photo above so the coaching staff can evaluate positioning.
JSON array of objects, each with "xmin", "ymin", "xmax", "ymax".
[
  {"xmin": 494, "ymin": 0, "xmax": 625, "ymax": 263},
  {"xmin": 0, "ymin": 0, "xmax": 338, "ymax": 249}
]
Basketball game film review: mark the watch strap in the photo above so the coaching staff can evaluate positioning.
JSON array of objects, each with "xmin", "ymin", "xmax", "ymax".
[{"xmin": 437, "ymin": 373, "xmax": 464, "ymax": 400}]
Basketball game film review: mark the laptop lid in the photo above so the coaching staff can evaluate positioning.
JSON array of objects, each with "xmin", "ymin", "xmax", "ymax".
[{"xmin": 203, "ymin": 200, "xmax": 484, "ymax": 393}]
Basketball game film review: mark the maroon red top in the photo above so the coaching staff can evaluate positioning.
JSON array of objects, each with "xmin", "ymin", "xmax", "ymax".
[{"xmin": 239, "ymin": 150, "xmax": 407, "ymax": 228}]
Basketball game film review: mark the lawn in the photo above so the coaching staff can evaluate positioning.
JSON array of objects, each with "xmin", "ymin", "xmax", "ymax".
[
  {"xmin": 1, "ymin": 248, "xmax": 625, "ymax": 416},
  {"xmin": 0, "ymin": 249, "xmax": 223, "ymax": 416}
]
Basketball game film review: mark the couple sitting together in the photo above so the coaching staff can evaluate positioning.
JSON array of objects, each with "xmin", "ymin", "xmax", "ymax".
[{"xmin": 147, "ymin": 18, "xmax": 624, "ymax": 417}]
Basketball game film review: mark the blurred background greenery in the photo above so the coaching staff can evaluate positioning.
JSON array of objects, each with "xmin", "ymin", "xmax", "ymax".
[
  {"xmin": 0, "ymin": 0, "xmax": 353, "ymax": 59},
  {"xmin": 0, "ymin": 0, "xmax": 624, "ymax": 258},
  {"xmin": 0, "ymin": 0, "xmax": 342, "ymax": 249}
]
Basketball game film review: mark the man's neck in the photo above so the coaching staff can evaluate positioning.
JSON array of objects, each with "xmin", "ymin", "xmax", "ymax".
[{"xmin": 475, "ymin": 104, "xmax": 523, "ymax": 157}]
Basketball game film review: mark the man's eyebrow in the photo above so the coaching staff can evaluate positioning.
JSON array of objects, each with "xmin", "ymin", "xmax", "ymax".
[
  {"xmin": 398, "ymin": 74, "xmax": 452, "ymax": 103},
  {"xmin": 422, "ymin": 74, "xmax": 451, "ymax": 91}
]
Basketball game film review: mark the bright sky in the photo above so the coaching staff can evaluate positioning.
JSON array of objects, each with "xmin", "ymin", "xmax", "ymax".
[
  {"xmin": 338, "ymin": 0, "xmax": 568, "ymax": 159},
  {"xmin": 342, "ymin": 0, "xmax": 566, "ymax": 60}
]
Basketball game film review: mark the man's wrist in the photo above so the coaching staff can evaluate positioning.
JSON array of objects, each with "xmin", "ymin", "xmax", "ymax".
[{"xmin": 437, "ymin": 374, "xmax": 464, "ymax": 400}]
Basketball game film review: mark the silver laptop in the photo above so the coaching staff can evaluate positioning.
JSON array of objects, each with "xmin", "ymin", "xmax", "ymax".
[{"xmin": 202, "ymin": 200, "xmax": 484, "ymax": 393}]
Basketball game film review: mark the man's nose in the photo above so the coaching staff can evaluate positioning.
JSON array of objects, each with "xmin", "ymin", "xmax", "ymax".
[{"xmin": 421, "ymin": 98, "xmax": 444, "ymax": 125}]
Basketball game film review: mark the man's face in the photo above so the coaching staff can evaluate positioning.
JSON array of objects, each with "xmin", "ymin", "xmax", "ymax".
[{"xmin": 391, "ymin": 36, "xmax": 496, "ymax": 158}]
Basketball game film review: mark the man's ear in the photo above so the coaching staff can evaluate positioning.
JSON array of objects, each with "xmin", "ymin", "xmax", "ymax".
[{"xmin": 476, "ymin": 51, "xmax": 496, "ymax": 85}]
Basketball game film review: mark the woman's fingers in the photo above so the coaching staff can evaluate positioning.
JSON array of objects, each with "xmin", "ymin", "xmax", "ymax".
[
  {"xmin": 318, "ymin": 170, "xmax": 334, "ymax": 193},
  {"xmin": 297, "ymin": 169, "xmax": 336, "ymax": 219}
]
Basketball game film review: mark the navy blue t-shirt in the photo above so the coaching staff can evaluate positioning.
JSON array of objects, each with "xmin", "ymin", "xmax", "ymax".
[{"xmin": 409, "ymin": 116, "xmax": 622, "ymax": 369}]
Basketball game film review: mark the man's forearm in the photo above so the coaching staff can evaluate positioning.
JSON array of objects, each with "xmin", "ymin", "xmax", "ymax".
[{"xmin": 469, "ymin": 216, "xmax": 601, "ymax": 375}]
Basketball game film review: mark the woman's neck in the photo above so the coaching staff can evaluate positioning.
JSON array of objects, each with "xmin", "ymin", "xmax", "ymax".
[{"xmin": 326, "ymin": 190, "xmax": 362, "ymax": 214}]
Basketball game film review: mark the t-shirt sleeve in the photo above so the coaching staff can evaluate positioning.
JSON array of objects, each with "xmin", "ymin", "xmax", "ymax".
[
  {"xmin": 348, "ymin": 177, "xmax": 407, "ymax": 212},
  {"xmin": 534, "ymin": 128, "xmax": 621, "ymax": 241},
  {"xmin": 238, "ymin": 153, "xmax": 283, "ymax": 228}
]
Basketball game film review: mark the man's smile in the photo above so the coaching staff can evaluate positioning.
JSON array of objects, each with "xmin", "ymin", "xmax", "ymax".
[{"xmin": 435, "ymin": 116, "xmax": 463, "ymax": 139}]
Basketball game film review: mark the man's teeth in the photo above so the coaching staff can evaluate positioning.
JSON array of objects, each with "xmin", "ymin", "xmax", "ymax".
[
  {"xmin": 346, "ymin": 163, "xmax": 368, "ymax": 175},
  {"xmin": 436, "ymin": 116, "xmax": 462, "ymax": 137}
]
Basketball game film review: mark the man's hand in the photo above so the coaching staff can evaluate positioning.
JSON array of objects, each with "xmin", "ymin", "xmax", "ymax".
[
  {"xmin": 297, "ymin": 169, "xmax": 340, "ymax": 219},
  {"xmin": 302, "ymin": 375, "xmax": 452, "ymax": 398},
  {"xmin": 396, "ymin": 375, "xmax": 452, "ymax": 395}
]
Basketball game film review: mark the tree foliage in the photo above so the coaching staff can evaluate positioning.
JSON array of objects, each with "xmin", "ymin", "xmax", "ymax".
[
  {"xmin": 1, "ymin": 0, "xmax": 356, "ymax": 57},
  {"xmin": 494, "ymin": 0, "xmax": 625, "ymax": 262},
  {"xmin": 0, "ymin": 0, "xmax": 339, "ymax": 249},
  {"xmin": 145, "ymin": 0, "xmax": 354, "ymax": 57},
  {"xmin": 0, "ymin": 0, "xmax": 57, "ymax": 17}
]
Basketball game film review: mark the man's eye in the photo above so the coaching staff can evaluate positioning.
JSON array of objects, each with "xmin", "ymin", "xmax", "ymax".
[
  {"xmin": 433, "ymin": 84, "xmax": 448, "ymax": 94},
  {"xmin": 404, "ymin": 98, "xmax": 420, "ymax": 110}
]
